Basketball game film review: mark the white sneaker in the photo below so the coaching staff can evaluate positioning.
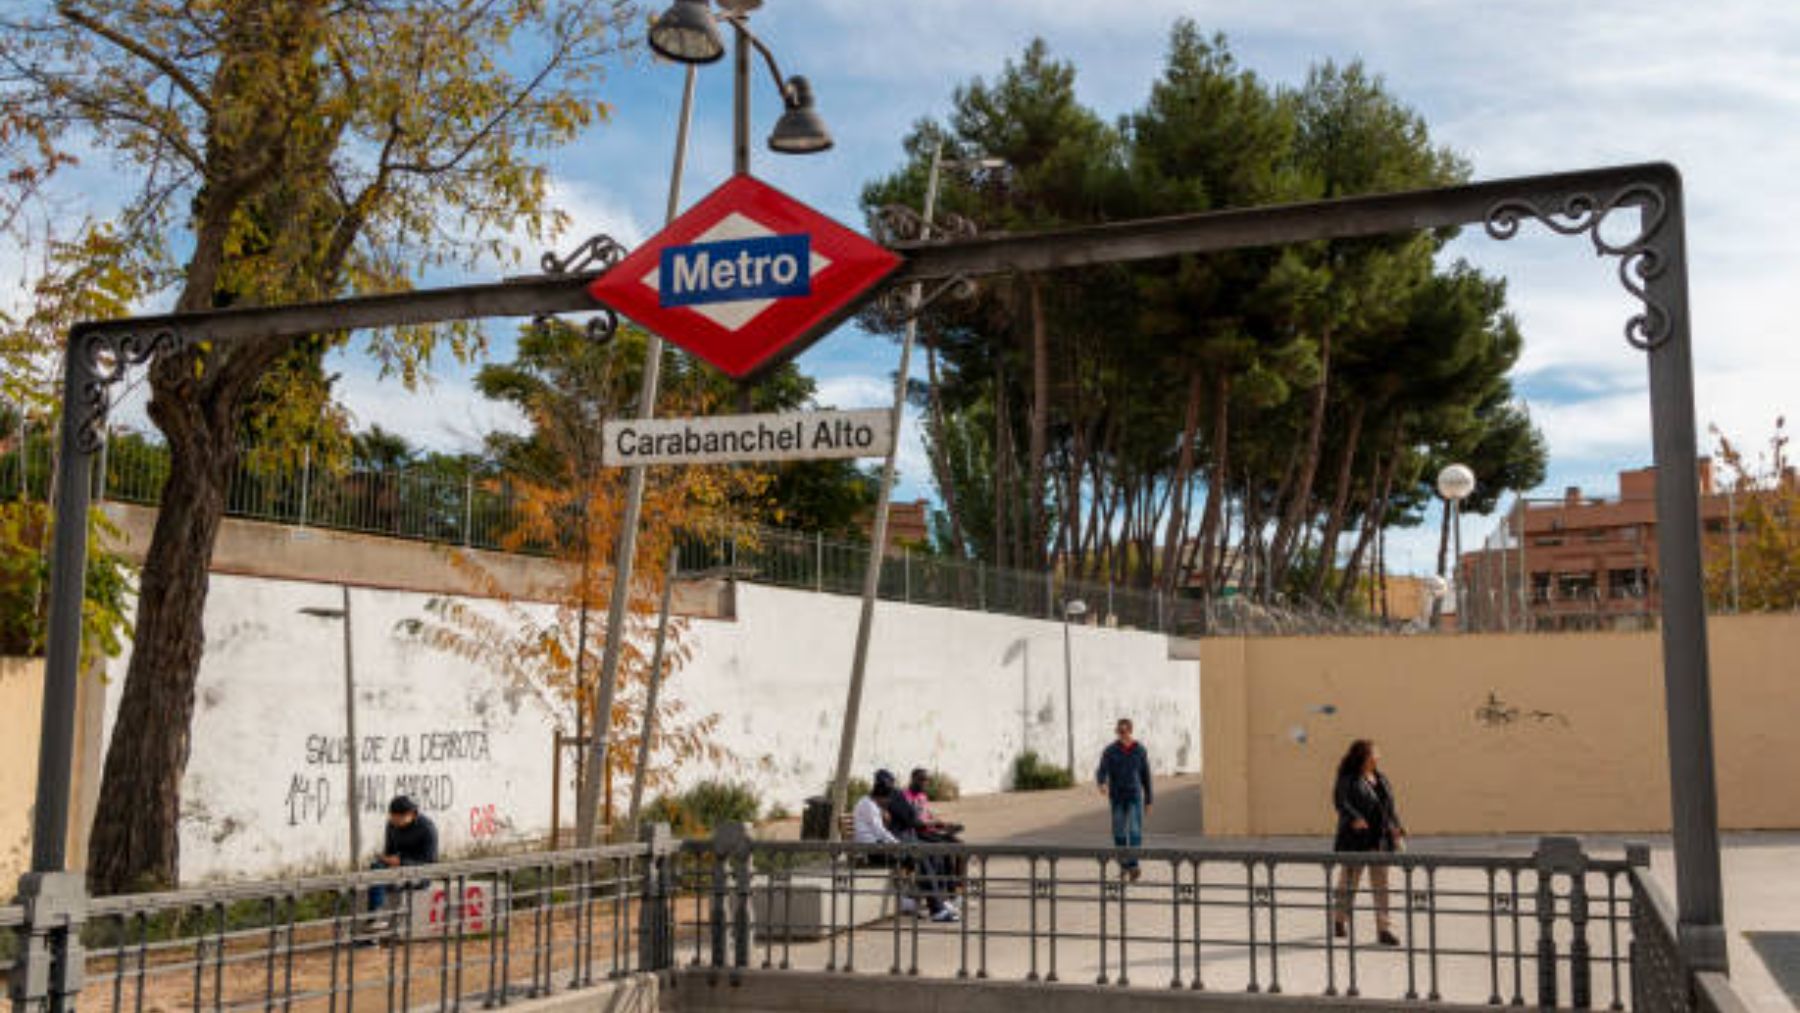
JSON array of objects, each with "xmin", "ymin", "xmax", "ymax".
[{"xmin": 931, "ymin": 907, "xmax": 960, "ymax": 923}]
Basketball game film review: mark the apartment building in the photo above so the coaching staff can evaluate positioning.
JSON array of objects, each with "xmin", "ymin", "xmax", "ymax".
[{"xmin": 1457, "ymin": 460, "xmax": 1736, "ymax": 631}]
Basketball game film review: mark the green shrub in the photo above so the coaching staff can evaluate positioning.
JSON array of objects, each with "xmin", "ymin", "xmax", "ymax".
[
  {"xmin": 642, "ymin": 793, "xmax": 694, "ymax": 835},
  {"xmin": 642, "ymin": 780, "xmax": 765, "ymax": 838},
  {"xmin": 677, "ymin": 780, "xmax": 761, "ymax": 834},
  {"xmin": 764, "ymin": 802, "xmax": 792, "ymax": 822},
  {"xmin": 1010, "ymin": 751, "xmax": 1074, "ymax": 792},
  {"xmin": 924, "ymin": 770, "xmax": 961, "ymax": 801}
]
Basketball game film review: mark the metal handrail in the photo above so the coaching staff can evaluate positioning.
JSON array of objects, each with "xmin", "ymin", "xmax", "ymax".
[{"xmin": 87, "ymin": 838, "xmax": 673, "ymax": 913}]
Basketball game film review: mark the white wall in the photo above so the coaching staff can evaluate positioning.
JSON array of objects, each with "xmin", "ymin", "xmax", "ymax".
[
  {"xmin": 102, "ymin": 577, "xmax": 568, "ymax": 882},
  {"xmin": 100, "ymin": 575, "xmax": 1199, "ymax": 883},
  {"xmin": 664, "ymin": 583, "xmax": 1200, "ymax": 811}
]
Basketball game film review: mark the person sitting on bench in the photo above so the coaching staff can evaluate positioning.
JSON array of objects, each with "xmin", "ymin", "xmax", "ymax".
[{"xmin": 853, "ymin": 771, "xmax": 958, "ymax": 922}]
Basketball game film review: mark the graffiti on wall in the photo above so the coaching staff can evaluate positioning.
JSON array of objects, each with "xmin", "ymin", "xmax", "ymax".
[{"xmin": 285, "ymin": 729, "xmax": 494, "ymax": 826}]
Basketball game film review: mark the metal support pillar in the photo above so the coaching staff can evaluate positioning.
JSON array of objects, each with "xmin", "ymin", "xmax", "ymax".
[
  {"xmin": 576, "ymin": 63, "xmax": 696, "ymax": 848},
  {"xmin": 7, "ymin": 871, "xmax": 87, "ymax": 1012},
  {"xmin": 16, "ymin": 342, "xmax": 98, "ymax": 1013},
  {"xmin": 732, "ymin": 20, "xmax": 750, "ymax": 176},
  {"xmin": 338, "ymin": 584, "xmax": 361, "ymax": 865},
  {"xmin": 627, "ymin": 547, "xmax": 679, "ymax": 835},
  {"xmin": 1641, "ymin": 178, "xmax": 1727, "ymax": 972},
  {"xmin": 826, "ymin": 142, "xmax": 943, "ymax": 837}
]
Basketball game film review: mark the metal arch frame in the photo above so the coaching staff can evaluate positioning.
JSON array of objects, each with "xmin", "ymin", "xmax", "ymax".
[{"xmin": 32, "ymin": 161, "xmax": 1724, "ymax": 975}]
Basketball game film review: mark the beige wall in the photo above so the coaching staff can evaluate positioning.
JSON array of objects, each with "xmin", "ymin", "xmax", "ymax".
[
  {"xmin": 1200, "ymin": 613, "xmax": 1800, "ymax": 837},
  {"xmin": 1, "ymin": 657, "xmax": 45, "ymax": 886},
  {"xmin": 1, "ymin": 657, "xmax": 107, "ymax": 891}
]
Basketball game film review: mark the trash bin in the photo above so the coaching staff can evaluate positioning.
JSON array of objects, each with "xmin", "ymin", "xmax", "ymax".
[{"xmin": 801, "ymin": 796, "xmax": 833, "ymax": 841}]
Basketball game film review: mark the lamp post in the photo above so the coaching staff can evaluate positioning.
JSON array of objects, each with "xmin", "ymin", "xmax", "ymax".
[
  {"xmin": 578, "ymin": 0, "xmax": 831, "ymax": 848},
  {"xmin": 1062, "ymin": 599, "xmax": 1088, "ymax": 774},
  {"xmin": 826, "ymin": 143, "xmax": 1002, "ymax": 837},
  {"xmin": 1436, "ymin": 463, "xmax": 1476, "ymax": 632},
  {"xmin": 300, "ymin": 587, "xmax": 359, "ymax": 867}
]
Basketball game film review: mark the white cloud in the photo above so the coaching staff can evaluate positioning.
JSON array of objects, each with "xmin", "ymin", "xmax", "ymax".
[
  {"xmin": 331, "ymin": 364, "xmax": 528, "ymax": 454},
  {"xmin": 811, "ymin": 374, "xmax": 890, "ymax": 410}
]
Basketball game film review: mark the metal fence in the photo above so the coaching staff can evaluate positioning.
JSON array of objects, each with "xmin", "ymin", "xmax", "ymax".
[
  {"xmin": 4, "ymin": 429, "xmax": 1390, "ymax": 637},
  {"xmin": 3, "ymin": 835, "xmax": 680, "ymax": 1011},
  {"xmin": 2, "ymin": 834, "xmax": 1763, "ymax": 1013},
  {"xmin": 679, "ymin": 833, "xmax": 1641, "ymax": 1008}
]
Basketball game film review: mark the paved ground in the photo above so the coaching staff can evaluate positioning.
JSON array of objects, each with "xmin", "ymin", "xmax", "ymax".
[{"xmin": 895, "ymin": 776, "xmax": 1794, "ymax": 1012}]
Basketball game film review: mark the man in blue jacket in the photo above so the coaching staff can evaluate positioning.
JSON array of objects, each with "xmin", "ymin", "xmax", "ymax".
[{"xmin": 1095, "ymin": 717, "xmax": 1152, "ymax": 881}]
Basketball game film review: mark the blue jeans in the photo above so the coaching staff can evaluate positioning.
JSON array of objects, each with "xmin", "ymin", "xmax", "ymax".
[
  {"xmin": 368, "ymin": 861, "xmax": 393, "ymax": 913},
  {"xmin": 1110, "ymin": 796, "xmax": 1144, "ymax": 869}
]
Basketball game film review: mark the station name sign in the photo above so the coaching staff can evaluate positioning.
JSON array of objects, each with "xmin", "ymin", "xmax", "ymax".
[{"xmin": 602, "ymin": 410, "xmax": 893, "ymax": 467}]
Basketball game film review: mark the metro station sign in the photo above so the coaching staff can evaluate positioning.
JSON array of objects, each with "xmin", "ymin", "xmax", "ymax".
[{"xmin": 587, "ymin": 175, "xmax": 903, "ymax": 379}]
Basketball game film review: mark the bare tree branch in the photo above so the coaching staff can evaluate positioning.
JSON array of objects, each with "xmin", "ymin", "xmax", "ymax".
[{"xmin": 56, "ymin": 2, "xmax": 214, "ymax": 116}]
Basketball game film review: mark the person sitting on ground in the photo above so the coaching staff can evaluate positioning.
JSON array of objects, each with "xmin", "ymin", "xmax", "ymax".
[
  {"xmin": 856, "ymin": 770, "xmax": 958, "ymax": 922},
  {"xmin": 368, "ymin": 795, "xmax": 438, "ymax": 920}
]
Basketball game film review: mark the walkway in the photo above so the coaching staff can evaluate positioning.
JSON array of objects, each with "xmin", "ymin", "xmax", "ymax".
[{"xmin": 913, "ymin": 777, "xmax": 1795, "ymax": 1013}]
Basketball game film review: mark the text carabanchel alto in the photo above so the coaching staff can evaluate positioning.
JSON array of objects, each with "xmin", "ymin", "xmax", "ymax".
[{"xmin": 602, "ymin": 409, "xmax": 894, "ymax": 467}]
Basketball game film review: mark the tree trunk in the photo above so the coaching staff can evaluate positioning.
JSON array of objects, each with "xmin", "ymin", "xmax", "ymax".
[
  {"xmin": 1026, "ymin": 278, "xmax": 1050, "ymax": 572},
  {"xmin": 1308, "ymin": 400, "xmax": 1365, "ymax": 601},
  {"xmin": 1271, "ymin": 327, "xmax": 1332, "ymax": 588},
  {"xmin": 992, "ymin": 365, "xmax": 1008, "ymax": 569},
  {"xmin": 1196, "ymin": 371, "xmax": 1231, "ymax": 594},
  {"xmin": 1335, "ymin": 457, "xmax": 1380, "ymax": 604},
  {"xmin": 1337, "ymin": 432, "xmax": 1402, "ymax": 608},
  {"xmin": 1377, "ymin": 524, "xmax": 1389, "ymax": 621},
  {"xmin": 86, "ymin": 416, "xmax": 233, "ymax": 893},
  {"xmin": 1158, "ymin": 370, "xmax": 1205, "ymax": 594},
  {"xmin": 924, "ymin": 344, "xmax": 968, "ymax": 557}
]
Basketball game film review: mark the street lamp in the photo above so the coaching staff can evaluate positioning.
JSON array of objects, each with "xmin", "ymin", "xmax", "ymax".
[
  {"xmin": 1436, "ymin": 463, "xmax": 1476, "ymax": 631},
  {"xmin": 300, "ymin": 587, "xmax": 360, "ymax": 867},
  {"xmin": 1062, "ymin": 599, "xmax": 1088, "ymax": 775},
  {"xmin": 577, "ymin": 0, "xmax": 831, "ymax": 848},
  {"xmin": 826, "ymin": 141, "xmax": 1002, "ymax": 837},
  {"xmin": 768, "ymin": 76, "xmax": 831, "ymax": 154},
  {"xmin": 647, "ymin": 0, "xmax": 724, "ymax": 63}
]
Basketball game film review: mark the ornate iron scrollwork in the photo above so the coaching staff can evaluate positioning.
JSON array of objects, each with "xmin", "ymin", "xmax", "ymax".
[
  {"xmin": 71, "ymin": 327, "xmax": 190, "ymax": 454},
  {"xmin": 534, "ymin": 233, "xmax": 625, "ymax": 344},
  {"xmin": 539, "ymin": 233, "xmax": 627, "ymax": 275},
  {"xmin": 1483, "ymin": 184, "xmax": 1672, "ymax": 351},
  {"xmin": 874, "ymin": 205, "xmax": 982, "ymax": 246},
  {"xmin": 874, "ymin": 273, "xmax": 980, "ymax": 324}
]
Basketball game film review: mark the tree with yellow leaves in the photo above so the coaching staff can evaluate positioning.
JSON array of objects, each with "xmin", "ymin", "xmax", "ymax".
[
  {"xmin": 1710, "ymin": 418, "xmax": 1800, "ymax": 611},
  {"xmin": 2, "ymin": 0, "xmax": 636, "ymax": 893},
  {"xmin": 404, "ymin": 319, "xmax": 773, "ymax": 838}
]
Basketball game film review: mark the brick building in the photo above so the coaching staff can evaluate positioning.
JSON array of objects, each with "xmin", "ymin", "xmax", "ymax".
[{"xmin": 1457, "ymin": 461, "xmax": 1735, "ymax": 632}]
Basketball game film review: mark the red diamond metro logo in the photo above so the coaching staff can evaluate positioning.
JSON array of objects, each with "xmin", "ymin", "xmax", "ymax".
[{"xmin": 586, "ymin": 175, "xmax": 903, "ymax": 380}]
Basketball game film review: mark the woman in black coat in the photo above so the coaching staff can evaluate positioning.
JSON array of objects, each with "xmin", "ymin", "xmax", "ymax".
[{"xmin": 1332, "ymin": 739, "xmax": 1404, "ymax": 945}]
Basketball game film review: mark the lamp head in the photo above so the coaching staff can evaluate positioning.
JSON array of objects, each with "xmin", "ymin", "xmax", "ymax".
[
  {"xmin": 768, "ymin": 76, "xmax": 832, "ymax": 154},
  {"xmin": 1436, "ymin": 463, "xmax": 1476, "ymax": 502},
  {"xmin": 648, "ymin": 0, "xmax": 725, "ymax": 64}
]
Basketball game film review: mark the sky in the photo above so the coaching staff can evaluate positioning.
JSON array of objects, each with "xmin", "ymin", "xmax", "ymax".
[{"xmin": 25, "ymin": 0, "xmax": 1800, "ymax": 575}]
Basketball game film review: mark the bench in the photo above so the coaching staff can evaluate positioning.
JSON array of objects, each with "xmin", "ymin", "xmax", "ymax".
[
  {"xmin": 752, "ymin": 813, "xmax": 918, "ymax": 942},
  {"xmin": 751, "ymin": 863, "xmax": 910, "ymax": 942}
]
